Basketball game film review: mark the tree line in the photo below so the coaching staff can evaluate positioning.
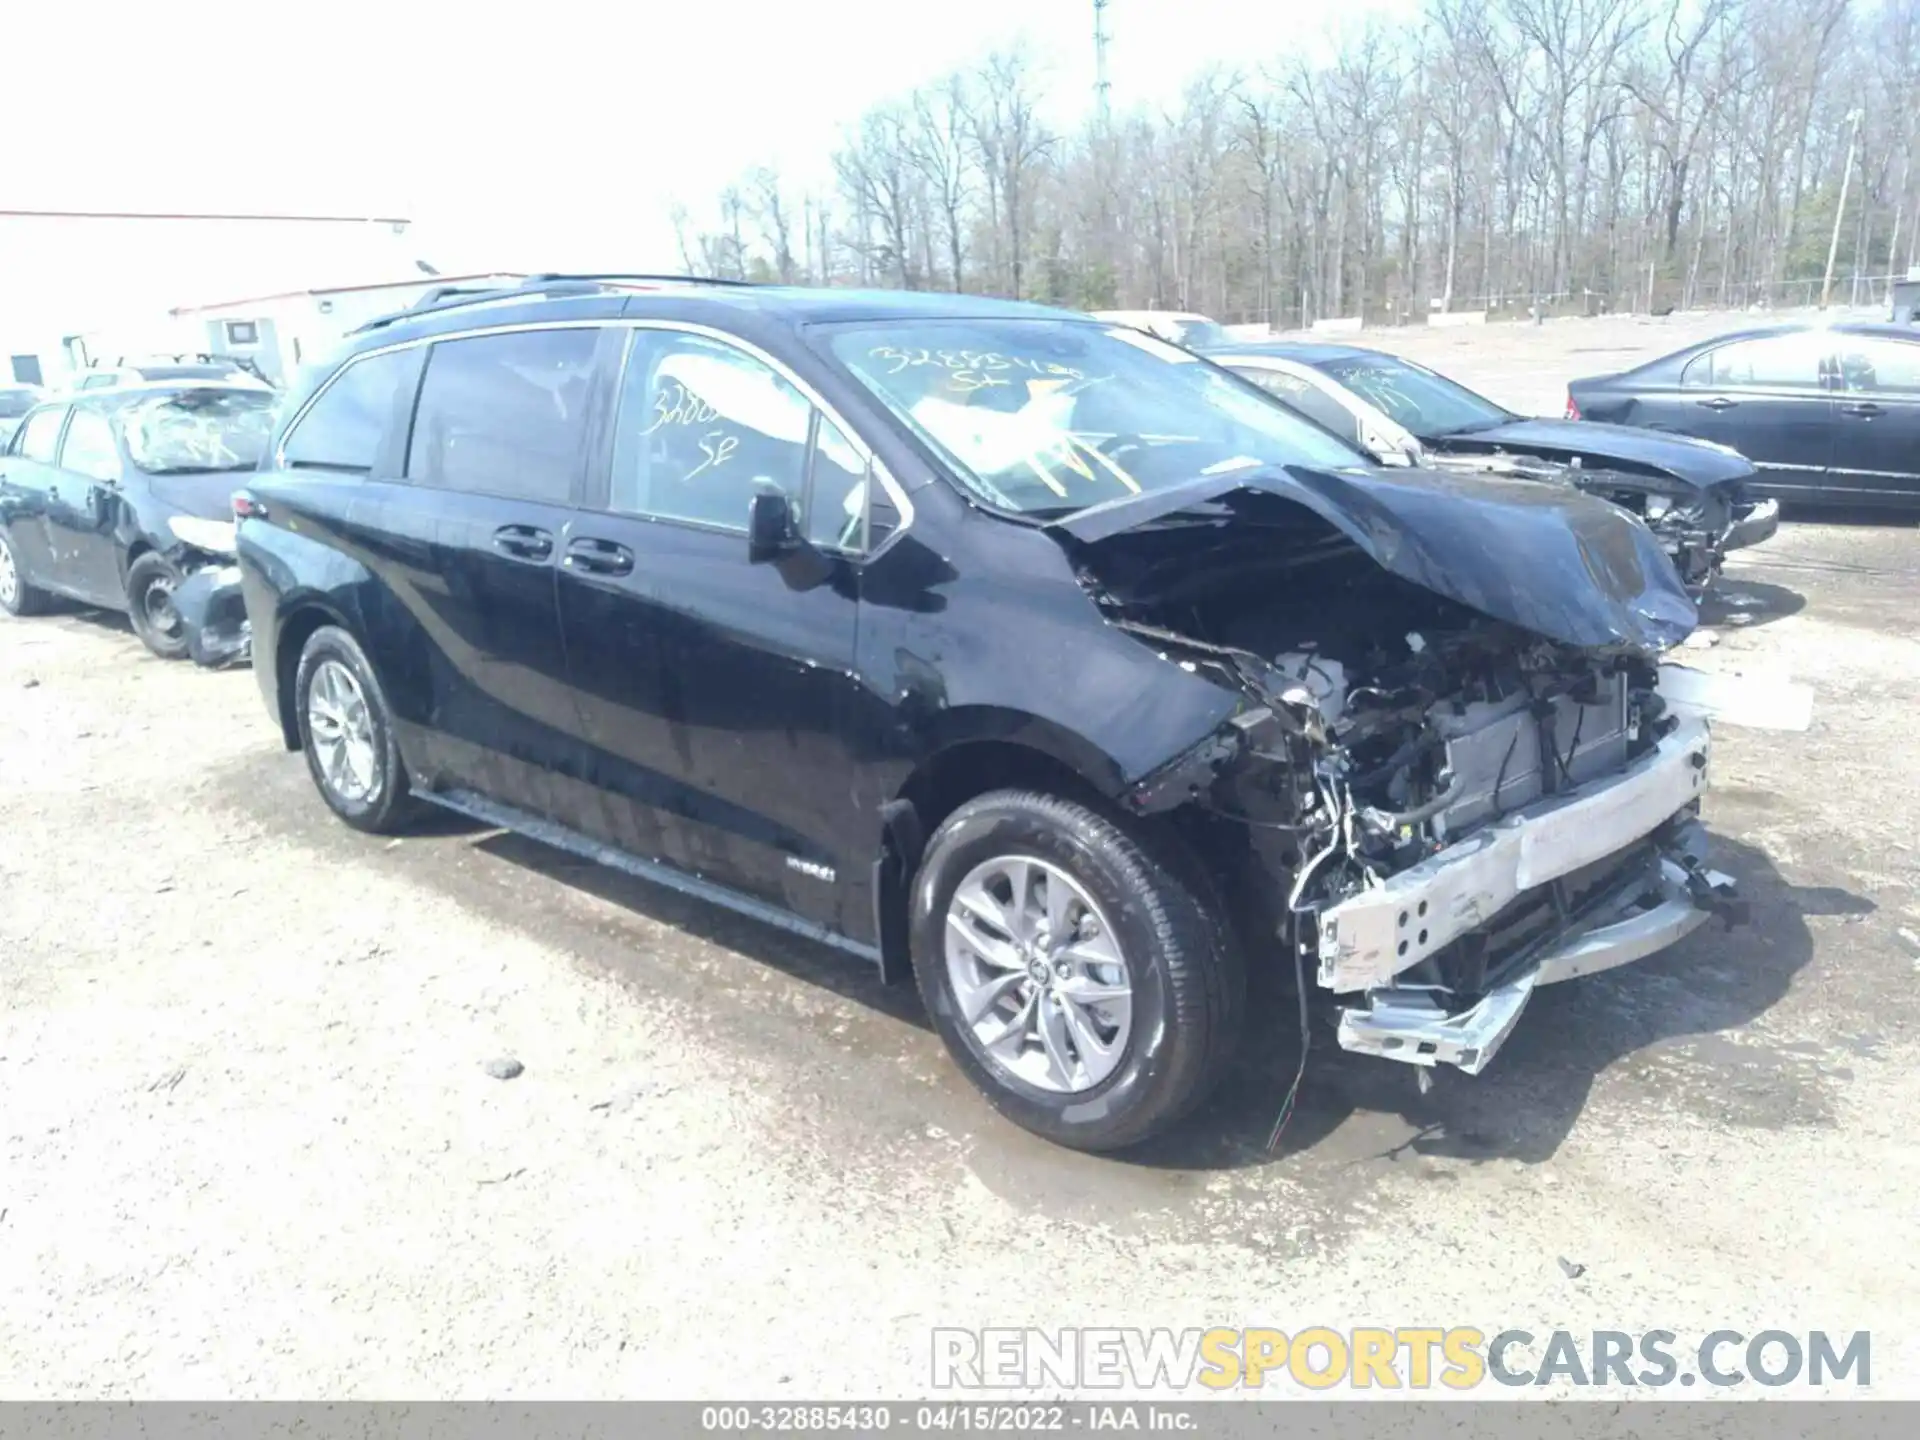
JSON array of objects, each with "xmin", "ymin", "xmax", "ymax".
[{"xmin": 671, "ymin": 0, "xmax": 1919, "ymax": 326}]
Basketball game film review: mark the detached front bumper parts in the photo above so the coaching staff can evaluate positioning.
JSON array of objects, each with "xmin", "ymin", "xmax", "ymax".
[
  {"xmin": 173, "ymin": 564, "xmax": 252, "ymax": 669},
  {"xmin": 1316, "ymin": 714, "xmax": 1733, "ymax": 1076},
  {"xmin": 1724, "ymin": 497, "xmax": 1781, "ymax": 553}
]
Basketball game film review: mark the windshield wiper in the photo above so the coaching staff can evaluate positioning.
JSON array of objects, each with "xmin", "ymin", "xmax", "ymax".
[
  {"xmin": 144, "ymin": 462, "xmax": 260, "ymax": 475},
  {"xmin": 1429, "ymin": 418, "xmax": 1511, "ymax": 437}
]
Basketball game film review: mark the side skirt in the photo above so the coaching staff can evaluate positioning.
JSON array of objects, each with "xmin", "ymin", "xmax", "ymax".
[{"xmin": 415, "ymin": 786, "xmax": 884, "ymax": 969}]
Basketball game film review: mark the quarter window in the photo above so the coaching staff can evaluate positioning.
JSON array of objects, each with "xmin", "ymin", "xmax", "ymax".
[
  {"xmin": 609, "ymin": 332, "xmax": 815, "ymax": 532},
  {"xmin": 1682, "ymin": 335, "xmax": 1829, "ymax": 390},
  {"xmin": 405, "ymin": 328, "xmax": 598, "ymax": 503},
  {"xmin": 283, "ymin": 347, "xmax": 420, "ymax": 473},
  {"xmin": 59, "ymin": 410, "xmax": 122, "ymax": 482},
  {"xmin": 18, "ymin": 406, "xmax": 67, "ymax": 462},
  {"xmin": 806, "ymin": 413, "xmax": 870, "ymax": 549}
]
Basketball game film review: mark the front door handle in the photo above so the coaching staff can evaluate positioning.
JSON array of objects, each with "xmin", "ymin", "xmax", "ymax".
[
  {"xmin": 1695, "ymin": 396, "xmax": 1738, "ymax": 410},
  {"xmin": 492, "ymin": 524, "xmax": 554, "ymax": 562},
  {"xmin": 1839, "ymin": 401, "xmax": 1885, "ymax": 418},
  {"xmin": 563, "ymin": 537, "xmax": 635, "ymax": 576}
]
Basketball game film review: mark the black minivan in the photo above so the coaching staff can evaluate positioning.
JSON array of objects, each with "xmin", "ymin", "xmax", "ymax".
[{"xmin": 233, "ymin": 276, "xmax": 1737, "ymax": 1151}]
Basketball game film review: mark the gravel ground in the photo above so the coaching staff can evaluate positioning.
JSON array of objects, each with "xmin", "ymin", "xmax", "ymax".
[{"xmin": 3, "ymin": 312, "xmax": 1918, "ymax": 1400}]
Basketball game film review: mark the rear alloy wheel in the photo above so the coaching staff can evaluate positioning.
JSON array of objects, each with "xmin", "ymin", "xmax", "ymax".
[
  {"xmin": 910, "ymin": 789, "xmax": 1244, "ymax": 1152},
  {"xmin": 0, "ymin": 528, "xmax": 52, "ymax": 617},
  {"xmin": 126, "ymin": 553, "xmax": 189, "ymax": 660},
  {"xmin": 293, "ymin": 624, "xmax": 420, "ymax": 834}
]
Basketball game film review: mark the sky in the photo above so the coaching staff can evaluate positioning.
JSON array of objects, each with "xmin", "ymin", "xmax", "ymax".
[{"xmin": 0, "ymin": 0, "xmax": 1413, "ymax": 332}]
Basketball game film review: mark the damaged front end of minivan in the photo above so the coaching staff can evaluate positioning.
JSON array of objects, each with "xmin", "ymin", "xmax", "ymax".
[{"xmin": 1049, "ymin": 463, "xmax": 1752, "ymax": 1079}]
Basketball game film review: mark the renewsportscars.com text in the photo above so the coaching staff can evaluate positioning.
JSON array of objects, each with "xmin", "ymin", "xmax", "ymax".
[{"xmin": 931, "ymin": 1327, "xmax": 1871, "ymax": 1391}]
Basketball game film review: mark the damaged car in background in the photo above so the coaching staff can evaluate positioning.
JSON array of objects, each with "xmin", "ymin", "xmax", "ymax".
[
  {"xmin": 0, "ymin": 382, "xmax": 271, "ymax": 661},
  {"xmin": 233, "ymin": 281, "xmax": 1795, "ymax": 1154},
  {"xmin": 1209, "ymin": 341, "xmax": 1780, "ymax": 593}
]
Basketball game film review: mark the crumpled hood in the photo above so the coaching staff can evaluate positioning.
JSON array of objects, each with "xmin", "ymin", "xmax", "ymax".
[
  {"xmin": 147, "ymin": 470, "xmax": 254, "ymax": 520},
  {"xmin": 1428, "ymin": 418, "xmax": 1754, "ymax": 490},
  {"xmin": 1047, "ymin": 463, "xmax": 1698, "ymax": 654}
]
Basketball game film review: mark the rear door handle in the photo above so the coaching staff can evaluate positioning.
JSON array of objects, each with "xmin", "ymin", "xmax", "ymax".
[
  {"xmin": 492, "ymin": 524, "xmax": 554, "ymax": 562},
  {"xmin": 1839, "ymin": 401, "xmax": 1885, "ymax": 418},
  {"xmin": 1695, "ymin": 396, "xmax": 1738, "ymax": 410},
  {"xmin": 563, "ymin": 537, "xmax": 635, "ymax": 576}
]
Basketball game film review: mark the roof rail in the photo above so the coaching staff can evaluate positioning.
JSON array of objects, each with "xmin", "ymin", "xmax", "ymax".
[
  {"xmin": 349, "ymin": 272, "xmax": 748, "ymax": 336},
  {"xmin": 521, "ymin": 271, "xmax": 753, "ymax": 288}
]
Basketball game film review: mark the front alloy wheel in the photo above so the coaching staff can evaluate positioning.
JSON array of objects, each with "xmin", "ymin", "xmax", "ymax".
[
  {"xmin": 911, "ymin": 789, "xmax": 1243, "ymax": 1152},
  {"xmin": 944, "ymin": 855, "xmax": 1133, "ymax": 1094}
]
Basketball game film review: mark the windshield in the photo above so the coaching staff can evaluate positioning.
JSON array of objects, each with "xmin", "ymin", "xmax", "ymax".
[
  {"xmin": 121, "ymin": 390, "xmax": 278, "ymax": 472},
  {"xmin": 828, "ymin": 320, "xmax": 1366, "ymax": 514},
  {"xmin": 0, "ymin": 389, "xmax": 37, "ymax": 419},
  {"xmin": 1311, "ymin": 353, "xmax": 1511, "ymax": 436}
]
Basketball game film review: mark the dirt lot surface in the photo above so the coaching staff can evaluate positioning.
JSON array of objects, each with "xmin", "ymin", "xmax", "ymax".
[{"xmin": 4, "ymin": 311, "xmax": 1919, "ymax": 1399}]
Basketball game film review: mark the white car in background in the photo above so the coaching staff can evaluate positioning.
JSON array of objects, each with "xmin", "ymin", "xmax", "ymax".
[{"xmin": 1089, "ymin": 309, "xmax": 1231, "ymax": 352}]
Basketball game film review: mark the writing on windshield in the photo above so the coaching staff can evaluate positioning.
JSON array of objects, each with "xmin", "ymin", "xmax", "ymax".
[{"xmin": 829, "ymin": 320, "xmax": 1363, "ymax": 514}]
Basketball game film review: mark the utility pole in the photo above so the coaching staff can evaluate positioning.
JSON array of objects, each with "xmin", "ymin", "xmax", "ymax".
[
  {"xmin": 1094, "ymin": 0, "xmax": 1112, "ymax": 126},
  {"xmin": 1821, "ymin": 108, "xmax": 1865, "ymax": 311}
]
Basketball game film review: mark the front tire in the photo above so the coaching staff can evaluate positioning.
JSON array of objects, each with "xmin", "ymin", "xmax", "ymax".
[
  {"xmin": 909, "ymin": 789, "xmax": 1243, "ymax": 1152},
  {"xmin": 126, "ymin": 552, "xmax": 189, "ymax": 659},
  {"xmin": 293, "ymin": 625, "xmax": 419, "ymax": 834},
  {"xmin": 0, "ymin": 527, "xmax": 52, "ymax": 617}
]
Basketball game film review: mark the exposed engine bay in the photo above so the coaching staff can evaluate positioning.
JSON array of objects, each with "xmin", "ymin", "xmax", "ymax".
[{"xmin": 1068, "ymin": 502, "xmax": 1743, "ymax": 1077}]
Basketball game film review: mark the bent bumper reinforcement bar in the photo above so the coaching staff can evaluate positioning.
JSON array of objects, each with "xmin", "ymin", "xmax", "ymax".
[
  {"xmin": 1724, "ymin": 497, "xmax": 1781, "ymax": 553},
  {"xmin": 1334, "ymin": 823, "xmax": 1735, "ymax": 1074},
  {"xmin": 1316, "ymin": 714, "xmax": 1713, "ymax": 994}
]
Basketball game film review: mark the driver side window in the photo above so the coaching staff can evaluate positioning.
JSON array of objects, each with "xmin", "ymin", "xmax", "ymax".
[{"xmin": 608, "ymin": 330, "xmax": 874, "ymax": 550}]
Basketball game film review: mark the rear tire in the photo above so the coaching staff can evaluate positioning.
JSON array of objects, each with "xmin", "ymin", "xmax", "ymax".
[
  {"xmin": 293, "ymin": 625, "xmax": 420, "ymax": 834},
  {"xmin": 0, "ymin": 527, "xmax": 52, "ymax": 617},
  {"xmin": 126, "ymin": 552, "xmax": 189, "ymax": 660},
  {"xmin": 909, "ymin": 789, "xmax": 1244, "ymax": 1152}
]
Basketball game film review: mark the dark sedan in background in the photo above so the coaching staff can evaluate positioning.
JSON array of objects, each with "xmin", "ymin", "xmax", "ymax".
[
  {"xmin": 1566, "ymin": 322, "xmax": 1920, "ymax": 509},
  {"xmin": 1207, "ymin": 341, "xmax": 1779, "ymax": 590},
  {"xmin": 0, "ymin": 383, "xmax": 274, "ymax": 658}
]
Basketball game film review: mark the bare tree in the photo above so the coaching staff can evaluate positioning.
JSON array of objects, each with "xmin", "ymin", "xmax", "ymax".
[
  {"xmin": 680, "ymin": 0, "xmax": 1899, "ymax": 322},
  {"xmin": 908, "ymin": 74, "xmax": 975, "ymax": 291},
  {"xmin": 746, "ymin": 168, "xmax": 797, "ymax": 283},
  {"xmin": 968, "ymin": 46, "xmax": 1056, "ymax": 299},
  {"xmin": 833, "ymin": 105, "xmax": 922, "ymax": 289}
]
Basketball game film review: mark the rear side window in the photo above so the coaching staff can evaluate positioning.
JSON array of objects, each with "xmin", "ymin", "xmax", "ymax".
[
  {"xmin": 19, "ymin": 406, "xmax": 67, "ymax": 461},
  {"xmin": 405, "ymin": 328, "xmax": 598, "ymax": 503},
  {"xmin": 283, "ymin": 348, "xmax": 420, "ymax": 472},
  {"xmin": 1682, "ymin": 334, "xmax": 1829, "ymax": 390},
  {"xmin": 1833, "ymin": 337, "xmax": 1920, "ymax": 394}
]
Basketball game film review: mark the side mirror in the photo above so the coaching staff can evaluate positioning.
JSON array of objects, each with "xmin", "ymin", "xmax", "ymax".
[{"xmin": 746, "ymin": 485, "xmax": 799, "ymax": 565}]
